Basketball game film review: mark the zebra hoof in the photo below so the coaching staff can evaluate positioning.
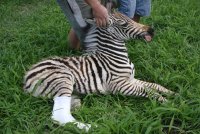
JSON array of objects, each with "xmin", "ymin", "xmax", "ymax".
[
  {"xmin": 71, "ymin": 98, "xmax": 81, "ymax": 110},
  {"xmin": 74, "ymin": 122, "xmax": 91, "ymax": 132},
  {"xmin": 158, "ymin": 96, "xmax": 168, "ymax": 103}
]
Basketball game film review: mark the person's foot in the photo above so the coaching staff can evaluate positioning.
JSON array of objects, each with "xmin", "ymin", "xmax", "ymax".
[
  {"xmin": 132, "ymin": 14, "xmax": 140, "ymax": 23},
  {"xmin": 68, "ymin": 28, "xmax": 81, "ymax": 50}
]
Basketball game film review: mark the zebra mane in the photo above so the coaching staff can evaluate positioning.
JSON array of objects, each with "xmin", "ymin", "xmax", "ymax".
[
  {"xmin": 83, "ymin": 13, "xmax": 123, "ymax": 53},
  {"xmin": 83, "ymin": 24, "xmax": 100, "ymax": 53}
]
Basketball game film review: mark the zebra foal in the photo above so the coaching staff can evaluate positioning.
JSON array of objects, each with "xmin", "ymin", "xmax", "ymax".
[{"xmin": 23, "ymin": 12, "xmax": 174, "ymax": 131}]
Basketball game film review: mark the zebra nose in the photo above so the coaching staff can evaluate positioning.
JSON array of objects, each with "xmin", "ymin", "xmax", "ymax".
[{"xmin": 147, "ymin": 27, "xmax": 154, "ymax": 36}]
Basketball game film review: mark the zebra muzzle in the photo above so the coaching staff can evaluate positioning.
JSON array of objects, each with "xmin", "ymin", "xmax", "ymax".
[
  {"xmin": 144, "ymin": 34, "xmax": 152, "ymax": 42},
  {"xmin": 142, "ymin": 27, "xmax": 154, "ymax": 42}
]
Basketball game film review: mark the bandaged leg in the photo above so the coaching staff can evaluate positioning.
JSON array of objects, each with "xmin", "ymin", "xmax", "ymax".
[{"xmin": 51, "ymin": 96, "xmax": 91, "ymax": 131}]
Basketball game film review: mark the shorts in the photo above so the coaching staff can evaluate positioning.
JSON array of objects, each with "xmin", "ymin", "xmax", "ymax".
[
  {"xmin": 56, "ymin": 0, "xmax": 115, "ymax": 45},
  {"xmin": 118, "ymin": 0, "xmax": 151, "ymax": 18}
]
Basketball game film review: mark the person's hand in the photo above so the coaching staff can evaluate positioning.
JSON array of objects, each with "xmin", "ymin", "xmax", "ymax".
[
  {"xmin": 91, "ymin": 3, "xmax": 109, "ymax": 27},
  {"xmin": 84, "ymin": 0, "xmax": 109, "ymax": 27}
]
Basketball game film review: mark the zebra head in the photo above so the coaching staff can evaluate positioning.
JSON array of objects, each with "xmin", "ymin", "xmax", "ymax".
[
  {"xmin": 84, "ymin": 12, "xmax": 154, "ymax": 52},
  {"xmin": 107, "ymin": 12, "xmax": 154, "ymax": 42}
]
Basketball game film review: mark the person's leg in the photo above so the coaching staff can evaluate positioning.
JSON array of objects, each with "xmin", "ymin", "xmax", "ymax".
[
  {"xmin": 118, "ymin": 0, "xmax": 136, "ymax": 19},
  {"xmin": 68, "ymin": 28, "xmax": 81, "ymax": 50},
  {"xmin": 57, "ymin": 0, "xmax": 119, "ymax": 50},
  {"xmin": 117, "ymin": 0, "xmax": 140, "ymax": 22},
  {"xmin": 57, "ymin": 0, "xmax": 90, "ymax": 50},
  {"xmin": 134, "ymin": 0, "xmax": 151, "ymax": 22}
]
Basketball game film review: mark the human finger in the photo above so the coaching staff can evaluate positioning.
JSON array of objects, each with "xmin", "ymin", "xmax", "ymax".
[
  {"xmin": 96, "ymin": 19, "xmax": 100, "ymax": 27},
  {"xmin": 102, "ymin": 18, "xmax": 107, "ymax": 27},
  {"xmin": 98, "ymin": 19, "xmax": 103, "ymax": 27}
]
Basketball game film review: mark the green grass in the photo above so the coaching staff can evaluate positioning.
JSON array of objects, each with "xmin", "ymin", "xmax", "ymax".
[{"xmin": 0, "ymin": 0, "xmax": 200, "ymax": 133}]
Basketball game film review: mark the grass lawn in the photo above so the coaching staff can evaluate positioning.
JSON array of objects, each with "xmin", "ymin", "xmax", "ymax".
[{"xmin": 0, "ymin": 0, "xmax": 200, "ymax": 133}]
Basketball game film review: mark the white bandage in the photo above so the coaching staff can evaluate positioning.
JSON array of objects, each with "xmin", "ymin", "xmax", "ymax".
[
  {"xmin": 51, "ymin": 96, "xmax": 91, "ymax": 131},
  {"xmin": 52, "ymin": 96, "xmax": 75, "ymax": 124}
]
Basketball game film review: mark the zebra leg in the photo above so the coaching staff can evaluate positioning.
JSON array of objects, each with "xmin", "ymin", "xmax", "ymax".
[
  {"xmin": 52, "ymin": 96, "xmax": 76, "ymax": 124},
  {"xmin": 52, "ymin": 96, "xmax": 90, "ymax": 131},
  {"xmin": 111, "ymin": 78, "xmax": 168, "ymax": 102},
  {"xmin": 50, "ymin": 72, "xmax": 90, "ymax": 131},
  {"xmin": 71, "ymin": 95, "xmax": 81, "ymax": 110},
  {"xmin": 137, "ymin": 79, "xmax": 175, "ymax": 95}
]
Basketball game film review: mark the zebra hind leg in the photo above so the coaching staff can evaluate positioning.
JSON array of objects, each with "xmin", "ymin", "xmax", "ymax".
[
  {"xmin": 132, "ymin": 79, "xmax": 175, "ymax": 102},
  {"xmin": 113, "ymin": 79, "xmax": 170, "ymax": 103},
  {"xmin": 139, "ymin": 79, "xmax": 175, "ymax": 96}
]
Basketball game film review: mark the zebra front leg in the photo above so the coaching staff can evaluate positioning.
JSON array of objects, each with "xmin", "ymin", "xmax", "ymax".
[
  {"xmin": 52, "ymin": 96, "xmax": 76, "ymax": 124},
  {"xmin": 50, "ymin": 73, "xmax": 90, "ymax": 131},
  {"xmin": 52, "ymin": 96, "xmax": 90, "ymax": 131},
  {"xmin": 111, "ymin": 78, "xmax": 168, "ymax": 102}
]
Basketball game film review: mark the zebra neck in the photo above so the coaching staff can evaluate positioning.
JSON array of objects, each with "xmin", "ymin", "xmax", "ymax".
[{"xmin": 83, "ymin": 26, "xmax": 128, "ymax": 59}]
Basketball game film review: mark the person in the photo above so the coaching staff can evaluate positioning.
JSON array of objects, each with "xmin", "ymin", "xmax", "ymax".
[
  {"xmin": 57, "ymin": 0, "xmax": 151, "ymax": 50},
  {"xmin": 56, "ymin": 0, "xmax": 114, "ymax": 50},
  {"xmin": 118, "ymin": 0, "xmax": 151, "ymax": 23}
]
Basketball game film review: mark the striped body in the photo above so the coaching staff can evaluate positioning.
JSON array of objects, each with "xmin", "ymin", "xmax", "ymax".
[
  {"xmin": 24, "ymin": 13, "xmax": 174, "ymax": 102},
  {"xmin": 24, "ymin": 52, "xmax": 133, "ymax": 96}
]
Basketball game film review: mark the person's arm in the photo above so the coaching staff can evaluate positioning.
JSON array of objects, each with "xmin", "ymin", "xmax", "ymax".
[{"xmin": 84, "ymin": 0, "xmax": 109, "ymax": 27}]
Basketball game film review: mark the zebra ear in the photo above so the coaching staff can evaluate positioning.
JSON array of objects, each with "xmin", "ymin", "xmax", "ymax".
[
  {"xmin": 108, "ymin": 17, "xmax": 113, "ymax": 26},
  {"xmin": 85, "ymin": 19, "xmax": 96, "ymax": 25},
  {"xmin": 85, "ymin": 18, "xmax": 113, "ymax": 27}
]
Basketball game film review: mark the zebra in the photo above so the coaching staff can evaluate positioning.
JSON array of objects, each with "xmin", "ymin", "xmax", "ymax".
[{"xmin": 23, "ymin": 12, "xmax": 174, "ymax": 131}]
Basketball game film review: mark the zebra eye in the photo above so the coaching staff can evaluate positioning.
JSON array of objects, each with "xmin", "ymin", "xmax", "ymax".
[
  {"xmin": 116, "ymin": 20, "xmax": 128, "ymax": 27},
  {"xmin": 121, "ymin": 22, "xmax": 128, "ymax": 27}
]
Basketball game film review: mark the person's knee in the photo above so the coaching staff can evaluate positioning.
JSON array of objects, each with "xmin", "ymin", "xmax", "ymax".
[{"xmin": 68, "ymin": 28, "xmax": 81, "ymax": 50}]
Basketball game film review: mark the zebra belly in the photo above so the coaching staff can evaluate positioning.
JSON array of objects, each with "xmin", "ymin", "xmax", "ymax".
[
  {"xmin": 73, "ymin": 70, "xmax": 108, "ymax": 94},
  {"xmin": 74, "ymin": 81, "xmax": 106, "ymax": 94}
]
